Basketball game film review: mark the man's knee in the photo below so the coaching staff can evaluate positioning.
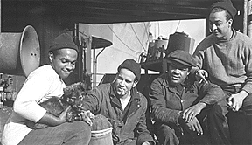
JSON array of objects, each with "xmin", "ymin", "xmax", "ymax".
[
  {"xmin": 207, "ymin": 104, "xmax": 226, "ymax": 121},
  {"xmin": 155, "ymin": 124, "xmax": 179, "ymax": 145},
  {"xmin": 66, "ymin": 121, "xmax": 91, "ymax": 133},
  {"xmin": 160, "ymin": 124, "xmax": 176, "ymax": 137}
]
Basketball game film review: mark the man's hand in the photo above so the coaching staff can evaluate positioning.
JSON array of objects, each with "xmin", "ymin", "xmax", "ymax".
[
  {"xmin": 196, "ymin": 69, "xmax": 208, "ymax": 83},
  {"xmin": 38, "ymin": 106, "xmax": 72, "ymax": 127},
  {"xmin": 185, "ymin": 117, "xmax": 203, "ymax": 135},
  {"xmin": 227, "ymin": 90, "xmax": 248, "ymax": 111},
  {"xmin": 81, "ymin": 110, "xmax": 95, "ymax": 126},
  {"xmin": 142, "ymin": 141, "xmax": 154, "ymax": 145},
  {"xmin": 183, "ymin": 102, "xmax": 206, "ymax": 122},
  {"xmin": 58, "ymin": 106, "xmax": 72, "ymax": 123}
]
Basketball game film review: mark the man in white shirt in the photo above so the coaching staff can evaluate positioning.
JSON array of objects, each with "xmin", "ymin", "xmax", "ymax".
[{"xmin": 2, "ymin": 32, "xmax": 91, "ymax": 145}]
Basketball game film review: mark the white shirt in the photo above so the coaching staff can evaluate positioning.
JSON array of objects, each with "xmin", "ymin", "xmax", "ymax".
[
  {"xmin": 2, "ymin": 65, "xmax": 66, "ymax": 145},
  {"xmin": 120, "ymin": 95, "xmax": 131, "ymax": 111}
]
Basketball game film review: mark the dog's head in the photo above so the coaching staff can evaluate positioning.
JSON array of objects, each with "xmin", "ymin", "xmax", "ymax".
[{"xmin": 61, "ymin": 82, "xmax": 88, "ymax": 105}]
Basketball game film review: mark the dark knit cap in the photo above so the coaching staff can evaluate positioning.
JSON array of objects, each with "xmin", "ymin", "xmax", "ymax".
[
  {"xmin": 210, "ymin": 0, "xmax": 237, "ymax": 18},
  {"xmin": 117, "ymin": 59, "xmax": 141, "ymax": 81},
  {"xmin": 50, "ymin": 32, "xmax": 79, "ymax": 53},
  {"xmin": 167, "ymin": 50, "xmax": 196, "ymax": 67}
]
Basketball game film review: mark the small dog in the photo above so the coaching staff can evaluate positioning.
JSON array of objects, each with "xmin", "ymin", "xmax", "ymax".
[
  {"xmin": 25, "ymin": 82, "xmax": 89, "ymax": 129},
  {"xmin": 25, "ymin": 82, "xmax": 112, "ymax": 131}
]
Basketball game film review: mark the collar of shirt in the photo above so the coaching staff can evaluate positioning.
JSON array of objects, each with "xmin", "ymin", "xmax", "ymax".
[
  {"xmin": 161, "ymin": 72, "xmax": 195, "ymax": 95},
  {"xmin": 108, "ymin": 83, "xmax": 141, "ymax": 116}
]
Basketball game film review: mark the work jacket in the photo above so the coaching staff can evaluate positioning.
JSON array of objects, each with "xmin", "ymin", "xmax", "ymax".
[
  {"xmin": 149, "ymin": 72, "xmax": 225, "ymax": 125},
  {"xmin": 82, "ymin": 83, "xmax": 154, "ymax": 145}
]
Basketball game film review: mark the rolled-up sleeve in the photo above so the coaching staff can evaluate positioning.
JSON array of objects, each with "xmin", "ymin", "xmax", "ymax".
[
  {"xmin": 13, "ymin": 75, "xmax": 55, "ymax": 122},
  {"xmin": 241, "ymin": 46, "xmax": 252, "ymax": 93},
  {"xmin": 199, "ymin": 82, "xmax": 226, "ymax": 105},
  {"xmin": 80, "ymin": 87, "xmax": 101, "ymax": 113}
]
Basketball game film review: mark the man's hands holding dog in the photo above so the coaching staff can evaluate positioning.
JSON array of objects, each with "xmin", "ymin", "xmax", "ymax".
[{"xmin": 59, "ymin": 106, "xmax": 72, "ymax": 123}]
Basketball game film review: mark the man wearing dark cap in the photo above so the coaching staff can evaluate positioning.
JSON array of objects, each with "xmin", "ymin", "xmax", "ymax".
[
  {"xmin": 2, "ymin": 32, "xmax": 91, "ymax": 145},
  {"xmin": 79, "ymin": 59, "xmax": 155, "ymax": 145},
  {"xmin": 193, "ymin": 0, "xmax": 252, "ymax": 144},
  {"xmin": 149, "ymin": 50, "xmax": 229, "ymax": 145}
]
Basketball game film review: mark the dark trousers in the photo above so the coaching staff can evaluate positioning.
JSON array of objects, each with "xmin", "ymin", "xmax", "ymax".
[
  {"xmin": 18, "ymin": 121, "xmax": 91, "ymax": 145},
  {"xmin": 227, "ymin": 110, "xmax": 252, "ymax": 145},
  {"xmin": 223, "ymin": 87, "xmax": 252, "ymax": 145},
  {"xmin": 226, "ymin": 93, "xmax": 252, "ymax": 145},
  {"xmin": 155, "ymin": 104, "xmax": 230, "ymax": 145}
]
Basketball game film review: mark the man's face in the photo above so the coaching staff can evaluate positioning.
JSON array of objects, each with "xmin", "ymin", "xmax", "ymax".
[
  {"xmin": 114, "ymin": 68, "xmax": 137, "ymax": 98},
  {"xmin": 50, "ymin": 48, "xmax": 78, "ymax": 80},
  {"xmin": 209, "ymin": 10, "xmax": 232, "ymax": 40},
  {"xmin": 168, "ymin": 61, "xmax": 190, "ymax": 85}
]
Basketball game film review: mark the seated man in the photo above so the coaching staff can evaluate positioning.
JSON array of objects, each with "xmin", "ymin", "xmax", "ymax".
[
  {"xmin": 80, "ymin": 59, "xmax": 155, "ymax": 145},
  {"xmin": 193, "ymin": 1, "xmax": 252, "ymax": 144},
  {"xmin": 149, "ymin": 50, "xmax": 230, "ymax": 145},
  {"xmin": 2, "ymin": 33, "xmax": 91, "ymax": 145}
]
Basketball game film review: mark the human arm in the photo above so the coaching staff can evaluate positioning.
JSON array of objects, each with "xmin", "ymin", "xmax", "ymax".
[
  {"xmin": 136, "ymin": 95, "xmax": 155, "ymax": 145},
  {"xmin": 227, "ymin": 90, "xmax": 248, "ymax": 111},
  {"xmin": 13, "ymin": 71, "xmax": 64, "ymax": 123},
  {"xmin": 182, "ymin": 102, "xmax": 206, "ymax": 122},
  {"xmin": 183, "ymin": 81, "xmax": 225, "ymax": 122},
  {"xmin": 79, "ymin": 86, "xmax": 102, "ymax": 113},
  {"xmin": 226, "ymin": 45, "xmax": 252, "ymax": 111},
  {"xmin": 37, "ymin": 106, "xmax": 71, "ymax": 126},
  {"xmin": 191, "ymin": 46, "xmax": 209, "ymax": 83},
  {"xmin": 179, "ymin": 116, "xmax": 204, "ymax": 135},
  {"xmin": 142, "ymin": 141, "xmax": 154, "ymax": 145}
]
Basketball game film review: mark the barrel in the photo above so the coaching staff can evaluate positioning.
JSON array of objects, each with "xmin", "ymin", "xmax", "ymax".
[{"xmin": 88, "ymin": 127, "xmax": 113, "ymax": 145}]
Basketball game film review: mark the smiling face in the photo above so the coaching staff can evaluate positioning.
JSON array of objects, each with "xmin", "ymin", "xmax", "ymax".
[
  {"xmin": 49, "ymin": 48, "xmax": 78, "ymax": 80},
  {"xmin": 114, "ymin": 68, "xmax": 137, "ymax": 98},
  {"xmin": 209, "ymin": 9, "xmax": 233, "ymax": 40},
  {"xmin": 168, "ymin": 61, "xmax": 190, "ymax": 86}
]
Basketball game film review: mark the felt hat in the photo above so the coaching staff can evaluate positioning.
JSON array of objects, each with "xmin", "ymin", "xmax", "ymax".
[
  {"xmin": 117, "ymin": 59, "xmax": 141, "ymax": 81},
  {"xmin": 167, "ymin": 50, "xmax": 196, "ymax": 67},
  {"xmin": 50, "ymin": 32, "xmax": 79, "ymax": 53},
  {"xmin": 210, "ymin": 0, "xmax": 237, "ymax": 18}
]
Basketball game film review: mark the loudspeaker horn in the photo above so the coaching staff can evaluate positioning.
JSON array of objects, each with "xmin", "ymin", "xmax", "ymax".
[{"xmin": 0, "ymin": 25, "xmax": 40, "ymax": 77}]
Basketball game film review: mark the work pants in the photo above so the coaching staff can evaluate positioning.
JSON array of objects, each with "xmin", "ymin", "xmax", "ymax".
[
  {"xmin": 222, "ymin": 86, "xmax": 252, "ymax": 145},
  {"xmin": 154, "ymin": 104, "xmax": 230, "ymax": 145},
  {"xmin": 226, "ymin": 93, "xmax": 252, "ymax": 145},
  {"xmin": 18, "ymin": 121, "xmax": 91, "ymax": 145}
]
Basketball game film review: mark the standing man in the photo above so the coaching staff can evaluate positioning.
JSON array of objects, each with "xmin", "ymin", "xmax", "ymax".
[
  {"xmin": 2, "ymin": 33, "xmax": 91, "ymax": 145},
  {"xmin": 149, "ymin": 50, "xmax": 229, "ymax": 145},
  {"xmin": 80, "ymin": 59, "xmax": 155, "ymax": 145},
  {"xmin": 193, "ymin": 0, "xmax": 252, "ymax": 144}
]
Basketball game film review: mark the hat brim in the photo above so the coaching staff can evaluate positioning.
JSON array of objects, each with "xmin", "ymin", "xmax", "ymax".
[{"xmin": 167, "ymin": 58, "xmax": 195, "ymax": 67}]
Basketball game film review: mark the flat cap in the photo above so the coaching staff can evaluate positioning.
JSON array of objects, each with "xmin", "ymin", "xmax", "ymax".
[
  {"xmin": 117, "ymin": 59, "xmax": 141, "ymax": 81},
  {"xmin": 167, "ymin": 50, "xmax": 196, "ymax": 67},
  {"xmin": 50, "ymin": 32, "xmax": 79, "ymax": 53},
  {"xmin": 210, "ymin": 0, "xmax": 237, "ymax": 18}
]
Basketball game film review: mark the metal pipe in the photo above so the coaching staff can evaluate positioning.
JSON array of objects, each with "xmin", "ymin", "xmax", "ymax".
[
  {"xmin": 244, "ymin": 0, "xmax": 248, "ymax": 35},
  {"xmin": 93, "ymin": 47, "xmax": 106, "ymax": 88},
  {"xmin": 0, "ymin": 0, "xmax": 1, "ymax": 33}
]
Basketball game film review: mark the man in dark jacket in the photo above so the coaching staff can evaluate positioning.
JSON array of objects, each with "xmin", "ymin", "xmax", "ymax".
[
  {"xmin": 81, "ymin": 59, "xmax": 154, "ymax": 145},
  {"xmin": 149, "ymin": 50, "xmax": 230, "ymax": 145}
]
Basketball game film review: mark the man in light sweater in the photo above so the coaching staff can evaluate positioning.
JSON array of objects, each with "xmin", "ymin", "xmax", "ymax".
[
  {"xmin": 2, "ymin": 32, "xmax": 91, "ymax": 145},
  {"xmin": 193, "ymin": 0, "xmax": 252, "ymax": 144}
]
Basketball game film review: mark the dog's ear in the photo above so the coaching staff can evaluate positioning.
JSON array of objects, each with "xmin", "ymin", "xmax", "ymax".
[{"xmin": 64, "ymin": 85, "xmax": 74, "ymax": 95}]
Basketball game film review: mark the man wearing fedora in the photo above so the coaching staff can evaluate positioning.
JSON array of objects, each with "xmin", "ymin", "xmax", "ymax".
[
  {"xmin": 2, "ymin": 33, "xmax": 91, "ymax": 145},
  {"xmin": 193, "ymin": 0, "xmax": 252, "ymax": 144},
  {"xmin": 149, "ymin": 50, "xmax": 230, "ymax": 145},
  {"xmin": 79, "ymin": 59, "xmax": 155, "ymax": 145}
]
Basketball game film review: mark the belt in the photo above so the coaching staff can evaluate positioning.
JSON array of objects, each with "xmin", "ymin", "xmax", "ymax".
[{"xmin": 221, "ymin": 84, "xmax": 242, "ymax": 94}]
